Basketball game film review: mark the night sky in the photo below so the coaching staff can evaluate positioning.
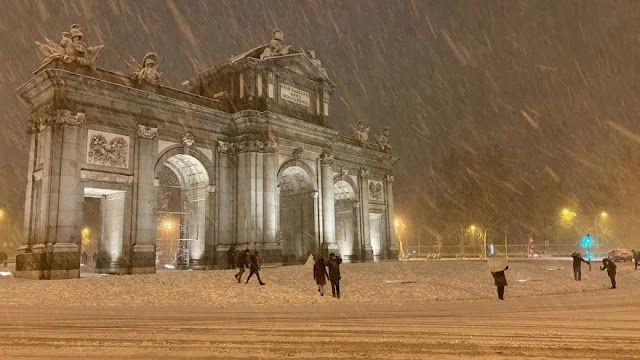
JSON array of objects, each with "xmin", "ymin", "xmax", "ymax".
[{"xmin": 1, "ymin": 0, "xmax": 639, "ymax": 250}]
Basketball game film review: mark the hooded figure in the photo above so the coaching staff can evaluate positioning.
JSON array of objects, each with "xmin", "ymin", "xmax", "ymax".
[
  {"xmin": 632, "ymin": 250, "xmax": 639, "ymax": 270},
  {"xmin": 571, "ymin": 252, "xmax": 590, "ymax": 281},
  {"xmin": 313, "ymin": 256, "xmax": 329, "ymax": 296},
  {"xmin": 600, "ymin": 258, "xmax": 617, "ymax": 289},
  {"xmin": 491, "ymin": 266, "xmax": 509, "ymax": 300}
]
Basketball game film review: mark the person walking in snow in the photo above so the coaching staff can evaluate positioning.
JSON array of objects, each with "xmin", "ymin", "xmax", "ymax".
[
  {"xmin": 600, "ymin": 258, "xmax": 617, "ymax": 289},
  {"xmin": 313, "ymin": 255, "xmax": 329, "ymax": 296},
  {"xmin": 632, "ymin": 249, "xmax": 639, "ymax": 270},
  {"xmin": 327, "ymin": 253, "xmax": 342, "ymax": 298},
  {"xmin": 491, "ymin": 266, "xmax": 509, "ymax": 300},
  {"xmin": 234, "ymin": 249, "xmax": 250, "ymax": 283},
  {"xmin": 246, "ymin": 250, "xmax": 265, "ymax": 285},
  {"xmin": 571, "ymin": 252, "xmax": 590, "ymax": 281}
]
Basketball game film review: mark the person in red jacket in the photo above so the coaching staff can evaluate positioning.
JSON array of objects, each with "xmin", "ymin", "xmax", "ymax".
[{"xmin": 313, "ymin": 256, "xmax": 329, "ymax": 296}]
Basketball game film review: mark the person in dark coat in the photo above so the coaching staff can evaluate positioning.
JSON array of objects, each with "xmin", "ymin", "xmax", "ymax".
[
  {"xmin": 246, "ymin": 250, "xmax": 265, "ymax": 285},
  {"xmin": 491, "ymin": 266, "xmax": 509, "ymax": 300},
  {"xmin": 0, "ymin": 251, "xmax": 7, "ymax": 267},
  {"xmin": 632, "ymin": 250, "xmax": 639, "ymax": 270},
  {"xmin": 313, "ymin": 256, "xmax": 329, "ymax": 296},
  {"xmin": 327, "ymin": 253, "xmax": 342, "ymax": 298},
  {"xmin": 234, "ymin": 249, "xmax": 250, "ymax": 283},
  {"xmin": 571, "ymin": 252, "xmax": 590, "ymax": 281},
  {"xmin": 81, "ymin": 251, "xmax": 88, "ymax": 265},
  {"xmin": 227, "ymin": 245, "xmax": 236, "ymax": 269},
  {"xmin": 600, "ymin": 258, "xmax": 617, "ymax": 289}
]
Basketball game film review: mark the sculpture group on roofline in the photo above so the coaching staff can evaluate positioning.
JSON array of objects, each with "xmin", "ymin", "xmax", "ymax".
[{"xmin": 35, "ymin": 24, "xmax": 391, "ymax": 154}]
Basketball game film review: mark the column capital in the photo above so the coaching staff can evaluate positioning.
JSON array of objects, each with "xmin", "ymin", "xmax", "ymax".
[
  {"xmin": 217, "ymin": 140, "xmax": 234, "ymax": 155},
  {"xmin": 137, "ymin": 124, "xmax": 158, "ymax": 139},
  {"xmin": 385, "ymin": 174, "xmax": 395, "ymax": 183},
  {"xmin": 320, "ymin": 151, "xmax": 334, "ymax": 165},
  {"xmin": 359, "ymin": 168, "xmax": 370, "ymax": 180}
]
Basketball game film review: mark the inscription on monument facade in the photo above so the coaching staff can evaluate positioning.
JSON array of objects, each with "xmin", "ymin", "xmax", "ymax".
[
  {"xmin": 280, "ymin": 83, "xmax": 310, "ymax": 107},
  {"xmin": 86, "ymin": 129, "xmax": 130, "ymax": 168}
]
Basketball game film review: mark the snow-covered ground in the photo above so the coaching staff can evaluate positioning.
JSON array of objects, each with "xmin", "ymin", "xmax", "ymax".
[
  {"xmin": 1, "ymin": 259, "xmax": 637, "ymax": 308},
  {"xmin": 1, "ymin": 260, "xmax": 639, "ymax": 358}
]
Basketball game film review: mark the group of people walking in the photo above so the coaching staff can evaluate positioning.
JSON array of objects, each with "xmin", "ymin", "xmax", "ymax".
[
  {"xmin": 229, "ymin": 247, "xmax": 344, "ymax": 299},
  {"xmin": 234, "ymin": 249, "xmax": 265, "ymax": 285}
]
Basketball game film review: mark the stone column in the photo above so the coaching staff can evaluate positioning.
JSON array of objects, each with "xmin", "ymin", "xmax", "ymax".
[
  {"xmin": 214, "ymin": 141, "xmax": 235, "ymax": 268},
  {"xmin": 320, "ymin": 151, "xmax": 337, "ymax": 257},
  {"xmin": 384, "ymin": 175, "xmax": 398, "ymax": 259},
  {"xmin": 131, "ymin": 125, "xmax": 157, "ymax": 274},
  {"xmin": 97, "ymin": 192, "xmax": 127, "ymax": 274},
  {"xmin": 235, "ymin": 140, "xmax": 279, "ymax": 259},
  {"xmin": 359, "ymin": 168, "xmax": 373, "ymax": 261},
  {"xmin": 260, "ymin": 149, "xmax": 281, "ymax": 263}
]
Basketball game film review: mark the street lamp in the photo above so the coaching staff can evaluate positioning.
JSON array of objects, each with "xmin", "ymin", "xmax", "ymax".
[
  {"xmin": 594, "ymin": 211, "xmax": 608, "ymax": 253},
  {"xmin": 394, "ymin": 218, "xmax": 407, "ymax": 257}
]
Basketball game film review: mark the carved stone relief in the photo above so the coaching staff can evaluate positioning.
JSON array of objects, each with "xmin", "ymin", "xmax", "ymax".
[
  {"xmin": 181, "ymin": 131, "xmax": 195, "ymax": 147},
  {"xmin": 137, "ymin": 125, "xmax": 158, "ymax": 139},
  {"xmin": 217, "ymin": 140, "xmax": 279, "ymax": 154},
  {"xmin": 368, "ymin": 180, "xmax": 384, "ymax": 201},
  {"xmin": 86, "ymin": 129, "xmax": 129, "ymax": 168}
]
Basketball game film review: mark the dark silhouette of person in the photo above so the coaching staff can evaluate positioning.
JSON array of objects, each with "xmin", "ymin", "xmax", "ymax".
[
  {"xmin": 327, "ymin": 253, "xmax": 342, "ymax": 298},
  {"xmin": 0, "ymin": 251, "xmax": 7, "ymax": 267},
  {"xmin": 227, "ymin": 244, "xmax": 236, "ymax": 269},
  {"xmin": 234, "ymin": 249, "xmax": 250, "ymax": 283},
  {"xmin": 491, "ymin": 266, "xmax": 509, "ymax": 300},
  {"xmin": 81, "ymin": 251, "xmax": 88, "ymax": 265},
  {"xmin": 246, "ymin": 251, "xmax": 265, "ymax": 285},
  {"xmin": 92, "ymin": 253, "xmax": 97, "ymax": 264},
  {"xmin": 600, "ymin": 258, "xmax": 617, "ymax": 289},
  {"xmin": 571, "ymin": 252, "xmax": 590, "ymax": 281},
  {"xmin": 313, "ymin": 256, "xmax": 329, "ymax": 296},
  {"xmin": 632, "ymin": 250, "xmax": 639, "ymax": 270}
]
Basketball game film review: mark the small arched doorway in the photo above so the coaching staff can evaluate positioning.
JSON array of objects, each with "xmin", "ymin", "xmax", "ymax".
[
  {"xmin": 278, "ymin": 163, "xmax": 317, "ymax": 264},
  {"xmin": 156, "ymin": 153, "xmax": 210, "ymax": 269},
  {"xmin": 334, "ymin": 179, "xmax": 358, "ymax": 262}
]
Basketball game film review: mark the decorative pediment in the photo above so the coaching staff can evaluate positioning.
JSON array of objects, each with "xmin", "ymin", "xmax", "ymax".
[{"xmin": 264, "ymin": 54, "xmax": 333, "ymax": 87}]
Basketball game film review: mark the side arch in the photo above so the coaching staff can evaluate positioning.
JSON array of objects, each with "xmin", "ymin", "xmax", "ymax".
[
  {"xmin": 277, "ymin": 159, "xmax": 318, "ymax": 191},
  {"xmin": 333, "ymin": 173, "xmax": 359, "ymax": 201}
]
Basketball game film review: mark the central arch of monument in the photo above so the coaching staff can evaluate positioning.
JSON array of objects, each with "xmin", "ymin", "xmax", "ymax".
[{"xmin": 14, "ymin": 25, "xmax": 399, "ymax": 279}]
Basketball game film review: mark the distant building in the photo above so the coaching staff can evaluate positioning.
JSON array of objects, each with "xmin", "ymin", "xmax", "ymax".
[{"xmin": 15, "ymin": 26, "xmax": 398, "ymax": 279}]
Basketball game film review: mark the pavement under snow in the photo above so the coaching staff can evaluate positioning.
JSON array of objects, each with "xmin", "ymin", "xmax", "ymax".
[{"xmin": 1, "ymin": 260, "xmax": 639, "ymax": 358}]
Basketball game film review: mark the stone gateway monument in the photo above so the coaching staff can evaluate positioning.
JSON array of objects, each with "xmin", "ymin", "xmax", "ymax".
[{"xmin": 15, "ymin": 26, "xmax": 399, "ymax": 279}]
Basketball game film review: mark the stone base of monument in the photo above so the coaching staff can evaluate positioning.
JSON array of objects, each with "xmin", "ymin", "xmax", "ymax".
[
  {"xmin": 96, "ymin": 257, "xmax": 128, "ymax": 275},
  {"xmin": 256, "ymin": 242, "xmax": 282, "ymax": 265},
  {"xmin": 188, "ymin": 258, "xmax": 214, "ymax": 270},
  {"xmin": 130, "ymin": 245, "xmax": 156, "ymax": 274},
  {"xmin": 361, "ymin": 246, "xmax": 374, "ymax": 262},
  {"xmin": 387, "ymin": 247, "xmax": 399, "ymax": 261},
  {"xmin": 213, "ymin": 245, "xmax": 232, "ymax": 270},
  {"xmin": 15, "ymin": 243, "xmax": 80, "ymax": 280}
]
